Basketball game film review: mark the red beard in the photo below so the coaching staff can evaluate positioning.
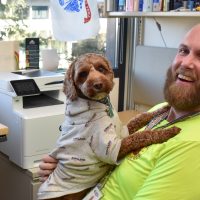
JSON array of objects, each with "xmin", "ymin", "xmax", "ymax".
[{"xmin": 164, "ymin": 67, "xmax": 200, "ymax": 111}]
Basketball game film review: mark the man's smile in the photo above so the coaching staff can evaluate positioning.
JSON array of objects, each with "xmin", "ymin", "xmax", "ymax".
[{"xmin": 177, "ymin": 74, "xmax": 194, "ymax": 82}]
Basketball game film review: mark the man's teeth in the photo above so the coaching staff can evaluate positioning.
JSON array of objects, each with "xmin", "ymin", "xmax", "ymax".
[{"xmin": 178, "ymin": 74, "xmax": 193, "ymax": 81}]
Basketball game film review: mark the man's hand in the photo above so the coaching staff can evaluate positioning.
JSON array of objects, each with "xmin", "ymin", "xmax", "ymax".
[{"xmin": 38, "ymin": 155, "xmax": 58, "ymax": 182}]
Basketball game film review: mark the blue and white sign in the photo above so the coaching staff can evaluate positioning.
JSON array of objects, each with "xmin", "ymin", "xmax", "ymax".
[
  {"xmin": 58, "ymin": 0, "xmax": 83, "ymax": 12},
  {"xmin": 50, "ymin": 0, "xmax": 100, "ymax": 41}
]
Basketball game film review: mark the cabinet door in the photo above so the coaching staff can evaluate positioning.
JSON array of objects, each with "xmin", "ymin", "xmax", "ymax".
[{"xmin": 31, "ymin": 181, "xmax": 42, "ymax": 200}]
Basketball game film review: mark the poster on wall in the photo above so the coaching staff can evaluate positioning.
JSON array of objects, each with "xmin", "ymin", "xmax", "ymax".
[{"xmin": 25, "ymin": 38, "xmax": 40, "ymax": 69}]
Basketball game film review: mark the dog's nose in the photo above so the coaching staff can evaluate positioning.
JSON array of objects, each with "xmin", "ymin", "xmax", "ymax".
[{"xmin": 94, "ymin": 83, "xmax": 103, "ymax": 90}]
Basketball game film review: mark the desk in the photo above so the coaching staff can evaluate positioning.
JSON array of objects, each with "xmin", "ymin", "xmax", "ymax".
[
  {"xmin": 0, "ymin": 110, "xmax": 140, "ymax": 200},
  {"xmin": 0, "ymin": 123, "xmax": 8, "ymax": 142}
]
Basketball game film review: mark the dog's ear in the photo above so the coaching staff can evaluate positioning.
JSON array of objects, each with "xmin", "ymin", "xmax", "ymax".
[
  {"xmin": 63, "ymin": 60, "xmax": 78, "ymax": 101},
  {"xmin": 108, "ymin": 61, "xmax": 114, "ymax": 79},
  {"xmin": 104, "ymin": 56, "xmax": 115, "ymax": 88}
]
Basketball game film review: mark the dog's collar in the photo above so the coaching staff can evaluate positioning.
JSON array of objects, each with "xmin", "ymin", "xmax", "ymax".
[{"xmin": 98, "ymin": 96, "xmax": 114, "ymax": 117}]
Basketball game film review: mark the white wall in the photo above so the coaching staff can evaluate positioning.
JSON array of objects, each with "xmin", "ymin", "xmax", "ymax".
[
  {"xmin": 130, "ymin": 17, "xmax": 200, "ymax": 112},
  {"xmin": 110, "ymin": 78, "xmax": 119, "ymax": 111},
  {"xmin": 143, "ymin": 17, "xmax": 200, "ymax": 48}
]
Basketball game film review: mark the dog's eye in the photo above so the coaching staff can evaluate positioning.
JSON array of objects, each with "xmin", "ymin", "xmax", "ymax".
[
  {"xmin": 79, "ymin": 71, "xmax": 88, "ymax": 78},
  {"xmin": 97, "ymin": 66, "xmax": 106, "ymax": 74}
]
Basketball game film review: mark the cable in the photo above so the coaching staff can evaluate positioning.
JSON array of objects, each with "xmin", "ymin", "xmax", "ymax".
[{"xmin": 153, "ymin": 17, "xmax": 167, "ymax": 47}]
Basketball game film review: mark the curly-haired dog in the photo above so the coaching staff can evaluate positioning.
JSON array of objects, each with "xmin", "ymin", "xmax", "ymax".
[{"xmin": 38, "ymin": 53, "xmax": 180, "ymax": 200}]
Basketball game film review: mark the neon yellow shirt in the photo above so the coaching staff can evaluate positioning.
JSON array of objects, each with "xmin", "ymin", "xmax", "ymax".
[{"xmin": 101, "ymin": 103, "xmax": 200, "ymax": 200}]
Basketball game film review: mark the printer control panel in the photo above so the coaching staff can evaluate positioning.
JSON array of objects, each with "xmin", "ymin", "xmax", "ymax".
[{"xmin": 10, "ymin": 79, "xmax": 40, "ymax": 96}]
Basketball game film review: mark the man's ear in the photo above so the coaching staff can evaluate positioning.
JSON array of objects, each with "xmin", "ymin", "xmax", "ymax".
[{"xmin": 63, "ymin": 60, "xmax": 78, "ymax": 101}]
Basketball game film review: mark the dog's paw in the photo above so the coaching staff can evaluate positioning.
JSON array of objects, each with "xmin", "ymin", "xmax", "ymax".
[
  {"xmin": 118, "ymin": 126, "xmax": 181, "ymax": 160},
  {"xmin": 140, "ymin": 126, "xmax": 181, "ymax": 144},
  {"xmin": 127, "ymin": 105, "xmax": 171, "ymax": 134},
  {"xmin": 127, "ymin": 112, "xmax": 160, "ymax": 134}
]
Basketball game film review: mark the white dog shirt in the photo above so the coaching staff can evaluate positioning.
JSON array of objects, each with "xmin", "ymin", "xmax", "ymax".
[{"xmin": 38, "ymin": 97, "xmax": 129, "ymax": 199}]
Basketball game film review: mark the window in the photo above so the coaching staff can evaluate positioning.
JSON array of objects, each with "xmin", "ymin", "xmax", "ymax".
[
  {"xmin": 0, "ymin": 0, "xmax": 121, "ymax": 110},
  {"xmin": 32, "ymin": 6, "xmax": 49, "ymax": 19},
  {"xmin": 48, "ymin": 17, "xmax": 114, "ymax": 70},
  {"xmin": 0, "ymin": 1, "xmax": 117, "ymax": 72}
]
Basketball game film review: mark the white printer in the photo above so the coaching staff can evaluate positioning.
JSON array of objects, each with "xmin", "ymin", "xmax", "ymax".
[{"xmin": 0, "ymin": 70, "xmax": 66, "ymax": 169}]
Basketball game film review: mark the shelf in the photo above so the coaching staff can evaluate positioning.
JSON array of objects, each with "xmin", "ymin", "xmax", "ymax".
[{"xmin": 106, "ymin": 11, "xmax": 200, "ymax": 18}]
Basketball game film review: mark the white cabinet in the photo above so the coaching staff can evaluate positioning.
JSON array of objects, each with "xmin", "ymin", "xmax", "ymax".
[{"xmin": 0, "ymin": 152, "xmax": 41, "ymax": 200}]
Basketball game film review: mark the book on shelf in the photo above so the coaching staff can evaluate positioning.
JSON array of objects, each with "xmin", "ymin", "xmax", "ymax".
[
  {"xmin": 125, "ymin": 0, "xmax": 141, "ymax": 11},
  {"xmin": 112, "ymin": 0, "xmax": 189, "ymax": 12},
  {"xmin": 117, "ymin": 0, "xmax": 126, "ymax": 11},
  {"xmin": 138, "ymin": 0, "xmax": 144, "ymax": 11},
  {"xmin": 126, "ymin": 0, "xmax": 134, "ymax": 11},
  {"xmin": 153, "ymin": 0, "xmax": 163, "ymax": 11},
  {"xmin": 143, "ymin": 0, "xmax": 153, "ymax": 11}
]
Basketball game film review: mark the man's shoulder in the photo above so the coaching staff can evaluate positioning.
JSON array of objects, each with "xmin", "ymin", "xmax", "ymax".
[{"xmin": 148, "ymin": 102, "xmax": 168, "ymax": 112}]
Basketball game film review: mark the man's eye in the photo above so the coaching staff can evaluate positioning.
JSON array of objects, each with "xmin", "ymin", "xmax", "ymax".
[
  {"xmin": 79, "ymin": 71, "xmax": 88, "ymax": 78},
  {"xmin": 178, "ymin": 48, "xmax": 189, "ymax": 55},
  {"xmin": 197, "ymin": 54, "xmax": 200, "ymax": 60}
]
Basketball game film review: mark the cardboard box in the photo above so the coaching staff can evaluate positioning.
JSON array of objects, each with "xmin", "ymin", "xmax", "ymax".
[
  {"xmin": 0, "ymin": 41, "xmax": 19, "ymax": 72},
  {"xmin": 118, "ymin": 110, "xmax": 141, "ymax": 125}
]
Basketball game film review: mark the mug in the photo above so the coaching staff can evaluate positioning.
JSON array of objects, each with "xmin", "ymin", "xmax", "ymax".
[{"xmin": 41, "ymin": 49, "xmax": 59, "ymax": 71}]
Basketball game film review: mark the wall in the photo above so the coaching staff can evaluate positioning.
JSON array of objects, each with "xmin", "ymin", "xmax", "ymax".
[
  {"xmin": 130, "ymin": 17, "xmax": 200, "ymax": 112},
  {"xmin": 143, "ymin": 17, "xmax": 200, "ymax": 48},
  {"xmin": 110, "ymin": 78, "xmax": 119, "ymax": 111}
]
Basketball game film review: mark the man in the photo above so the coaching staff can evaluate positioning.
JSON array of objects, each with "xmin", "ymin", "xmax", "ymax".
[{"xmin": 38, "ymin": 24, "xmax": 200, "ymax": 199}]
